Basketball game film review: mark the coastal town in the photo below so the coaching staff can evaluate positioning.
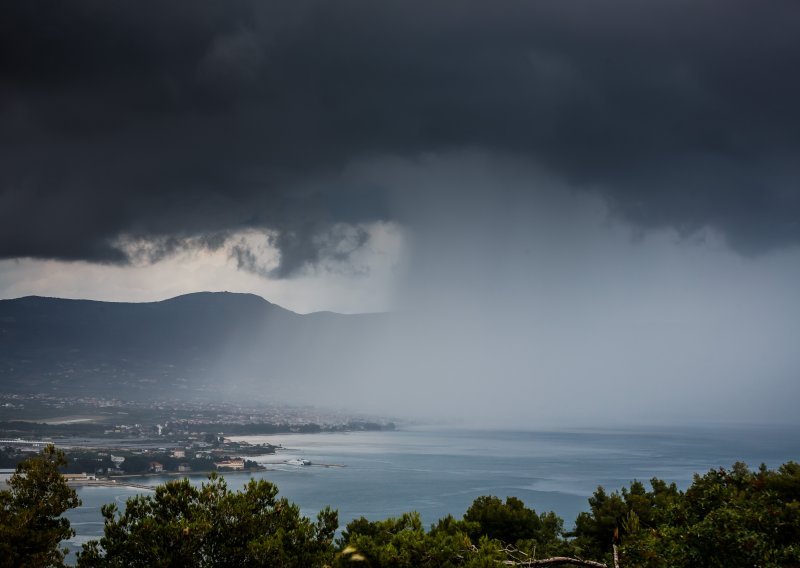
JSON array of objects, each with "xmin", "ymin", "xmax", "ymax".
[
  {"xmin": 0, "ymin": 393, "xmax": 395, "ymax": 479},
  {"xmin": 2, "ymin": 436, "xmax": 272, "ymax": 481}
]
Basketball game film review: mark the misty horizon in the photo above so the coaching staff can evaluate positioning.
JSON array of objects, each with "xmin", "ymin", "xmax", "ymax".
[
  {"xmin": 3, "ymin": 286, "xmax": 798, "ymax": 430},
  {"xmin": 2, "ymin": 1, "xmax": 800, "ymax": 430}
]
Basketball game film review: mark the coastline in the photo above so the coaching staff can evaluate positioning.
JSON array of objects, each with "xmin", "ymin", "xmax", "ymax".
[
  {"xmin": 66, "ymin": 479, "xmax": 155, "ymax": 491},
  {"xmin": 62, "ymin": 426, "xmax": 800, "ymax": 560},
  {"xmin": 64, "ymin": 462, "xmax": 346, "ymax": 492},
  {"xmin": 65, "ymin": 467, "xmax": 268, "ymax": 490}
]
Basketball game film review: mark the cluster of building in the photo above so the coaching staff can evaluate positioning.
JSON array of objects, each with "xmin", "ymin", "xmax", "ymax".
[
  {"xmin": 125, "ymin": 443, "xmax": 259, "ymax": 475},
  {"xmin": 144, "ymin": 448, "xmax": 246, "ymax": 473}
]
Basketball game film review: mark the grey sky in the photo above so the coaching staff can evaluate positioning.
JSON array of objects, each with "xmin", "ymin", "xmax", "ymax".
[
  {"xmin": 262, "ymin": 154, "xmax": 800, "ymax": 426},
  {"xmin": 2, "ymin": 0, "xmax": 800, "ymax": 271},
  {"xmin": 2, "ymin": 1, "xmax": 799, "ymax": 425}
]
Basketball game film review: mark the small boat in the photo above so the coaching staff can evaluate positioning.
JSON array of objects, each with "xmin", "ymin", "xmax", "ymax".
[{"xmin": 285, "ymin": 458, "xmax": 312, "ymax": 466}]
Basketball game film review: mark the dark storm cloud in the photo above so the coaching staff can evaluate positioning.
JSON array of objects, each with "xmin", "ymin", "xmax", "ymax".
[{"xmin": 2, "ymin": 0, "xmax": 799, "ymax": 274}]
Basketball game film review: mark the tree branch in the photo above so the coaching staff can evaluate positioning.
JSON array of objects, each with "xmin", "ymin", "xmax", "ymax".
[{"xmin": 500, "ymin": 557, "xmax": 608, "ymax": 567}]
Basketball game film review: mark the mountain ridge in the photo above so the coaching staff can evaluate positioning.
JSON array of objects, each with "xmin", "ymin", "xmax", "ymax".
[{"xmin": 0, "ymin": 292, "xmax": 384, "ymax": 401}]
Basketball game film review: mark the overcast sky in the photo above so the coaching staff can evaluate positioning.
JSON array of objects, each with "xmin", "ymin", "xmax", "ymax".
[{"xmin": 2, "ymin": 1, "xmax": 799, "ymax": 425}]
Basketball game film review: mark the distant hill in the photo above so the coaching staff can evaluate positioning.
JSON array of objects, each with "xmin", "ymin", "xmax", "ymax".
[{"xmin": 0, "ymin": 292, "xmax": 385, "ymax": 400}]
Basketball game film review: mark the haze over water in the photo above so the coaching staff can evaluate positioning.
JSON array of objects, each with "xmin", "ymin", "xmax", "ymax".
[{"xmin": 65, "ymin": 424, "xmax": 800, "ymax": 558}]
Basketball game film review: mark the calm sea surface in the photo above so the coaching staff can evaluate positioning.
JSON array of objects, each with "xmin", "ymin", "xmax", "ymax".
[{"xmin": 64, "ymin": 424, "xmax": 800, "ymax": 559}]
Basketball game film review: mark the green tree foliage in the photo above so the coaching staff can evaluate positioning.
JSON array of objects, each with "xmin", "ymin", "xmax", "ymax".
[
  {"xmin": 572, "ymin": 477, "xmax": 681, "ymax": 560},
  {"xmin": 337, "ymin": 497, "xmax": 575, "ymax": 567},
  {"xmin": 337, "ymin": 511, "xmax": 505, "ymax": 567},
  {"xmin": 339, "ymin": 512, "xmax": 444, "ymax": 567},
  {"xmin": 77, "ymin": 474, "xmax": 337, "ymax": 567},
  {"xmin": 641, "ymin": 461, "xmax": 800, "ymax": 567},
  {"xmin": 463, "ymin": 496, "xmax": 540, "ymax": 544},
  {"xmin": 573, "ymin": 462, "xmax": 800, "ymax": 568},
  {"xmin": 0, "ymin": 445, "xmax": 81, "ymax": 568},
  {"xmin": 6, "ymin": 447, "xmax": 800, "ymax": 568},
  {"xmin": 460, "ymin": 495, "xmax": 571, "ymax": 558}
]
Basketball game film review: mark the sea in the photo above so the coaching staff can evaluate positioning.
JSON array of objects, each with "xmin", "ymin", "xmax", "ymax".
[{"xmin": 62, "ymin": 424, "xmax": 800, "ymax": 561}]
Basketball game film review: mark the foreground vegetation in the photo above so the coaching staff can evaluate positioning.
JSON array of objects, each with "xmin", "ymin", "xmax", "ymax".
[{"xmin": 2, "ymin": 447, "xmax": 800, "ymax": 567}]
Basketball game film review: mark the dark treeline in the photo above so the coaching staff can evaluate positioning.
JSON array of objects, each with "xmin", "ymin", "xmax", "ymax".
[
  {"xmin": 2, "ymin": 447, "xmax": 799, "ymax": 567},
  {"xmin": 0, "ymin": 421, "xmax": 110, "ymax": 437}
]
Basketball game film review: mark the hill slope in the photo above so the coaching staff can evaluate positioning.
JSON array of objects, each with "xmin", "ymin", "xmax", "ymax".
[{"xmin": 0, "ymin": 292, "xmax": 383, "ymax": 400}]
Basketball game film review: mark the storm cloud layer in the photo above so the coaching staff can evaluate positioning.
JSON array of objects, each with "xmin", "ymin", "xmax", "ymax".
[{"xmin": 2, "ymin": 0, "xmax": 800, "ymax": 275}]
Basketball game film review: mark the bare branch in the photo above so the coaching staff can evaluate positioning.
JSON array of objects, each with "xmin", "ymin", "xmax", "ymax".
[{"xmin": 499, "ymin": 557, "xmax": 608, "ymax": 567}]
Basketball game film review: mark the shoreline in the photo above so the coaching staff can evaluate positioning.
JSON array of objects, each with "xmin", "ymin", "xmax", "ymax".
[
  {"xmin": 67, "ymin": 463, "xmax": 346, "ymax": 491},
  {"xmin": 67, "ymin": 479, "xmax": 155, "ymax": 491}
]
